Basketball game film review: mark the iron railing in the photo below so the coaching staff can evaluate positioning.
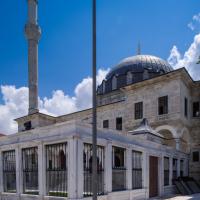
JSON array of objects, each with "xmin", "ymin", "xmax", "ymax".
[
  {"xmin": 83, "ymin": 143, "xmax": 104, "ymax": 197},
  {"xmin": 132, "ymin": 151, "xmax": 142, "ymax": 189},
  {"xmin": 164, "ymin": 157, "xmax": 169, "ymax": 186},
  {"xmin": 22, "ymin": 147, "xmax": 38, "ymax": 195},
  {"xmin": 3, "ymin": 150, "xmax": 16, "ymax": 193},
  {"xmin": 112, "ymin": 146, "xmax": 126, "ymax": 191},
  {"xmin": 46, "ymin": 142, "xmax": 68, "ymax": 197}
]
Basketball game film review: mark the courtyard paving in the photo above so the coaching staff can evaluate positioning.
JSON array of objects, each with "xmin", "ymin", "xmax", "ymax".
[{"xmin": 151, "ymin": 193, "xmax": 200, "ymax": 200}]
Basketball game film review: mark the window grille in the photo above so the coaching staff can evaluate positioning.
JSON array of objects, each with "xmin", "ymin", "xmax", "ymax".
[
  {"xmin": 172, "ymin": 158, "xmax": 177, "ymax": 184},
  {"xmin": 132, "ymin": 151, "xmax": 142, "ymax": 189},
  {"xmin": 135, "ymin": 102, "xmax": 143, "ymax": 120},
  {"xmin": 46, "ymin": 142, "xmax": 68, "ymax": 197},
  {"xmin": 22, "ymin": 147, "xmax": 38, "ymax": 195},
  {"xmin": 112, "ymin": 146, "xmax": 126, "ymax": 191},
  {"xmin": 180, "ymin": 160, "xmax": 184, "ymax": 177},
  {"xmin": 158, "ymin": 96, "xmax": 168, "ymax": 115},
  {"xmin": 116, "ymin": 117, "xmax": 122, "ymax": 130},
  {"xmin": 83, "ymin": 143, "xmax": 104, "ymax": 197},
  {"xmin": 164, "ymin": 157, "xmax": 169, "ymax": 186},
  {"xmin": 3, "ymin": 150, "xmax": 16, "ymax": 193}
]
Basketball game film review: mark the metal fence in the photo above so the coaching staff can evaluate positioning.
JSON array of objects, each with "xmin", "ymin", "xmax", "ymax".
[
  {"xmin": 132, "ymin": 150, "xmax": 142, "ymax": 189},
  {"xmin": 164, "ymin": 157, "xmax": 169, "ymax": 186},
  {"xmin": 22, "ymin": 147, "xmax": 38, "ymax": 195},
  {"xmin": 112, "ymin": 146, "xmax": 126, "ymax": 191},
  {"xmin": 83, "ymin": 143, "xmax": 104, "ymax": 197},
  {"xmin": 3, "ymin": 150, "xmax": 16, "ymax": 193},
  {"xmin": 46, "ymin": 142, "xmax": 68, "ymax": 197}
]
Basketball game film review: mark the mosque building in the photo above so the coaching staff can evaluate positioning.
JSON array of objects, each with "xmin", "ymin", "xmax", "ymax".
[{"xmin": 0, "ymin": 0, "xmax": 199, "ymax": 200}]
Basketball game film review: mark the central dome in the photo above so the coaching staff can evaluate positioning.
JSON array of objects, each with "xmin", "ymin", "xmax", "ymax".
[
  {"xmin": 97, "ymin": 54, "xmax": 173, "ymax": 95},
  {"xmin": 106, "ymin": 55, "xmax": 173, "ymax": 80}
]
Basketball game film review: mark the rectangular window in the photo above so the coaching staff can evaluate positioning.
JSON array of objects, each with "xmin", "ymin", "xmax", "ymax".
[
  {"xmin": 22, "ymin": 147, "xmax": 38, "ymax": 195},
  {"xmin": 116, "ymin": 117, "xmax": 122, "ymax": 130},
  {"xmin": 172, "ymin": 158, "xmax": 177, "ymax": 184},
  {"xmin": 193, "ymin": 102, "xmax": 200, "ymax": 117},
  {"xmin": 184, "ymin": 98, "xmax": 188, "ymax": 117},
  {"xmin": 135, "ymin": 102, "xmax": 143, "ymax": 120},
  {"xmin": 83, "ymin": 144, "xmax": 104, "ymax": 197},
  {"xmin": 46, "ymin": 143, "xmax": 68, "ymax": 197},
  {"xmin": 193, "ymin": 151, "xmax": 199, "ymax": 162},
  {"xmin": 164, "ymin": 157, "xmax": 169, "ymax": 186},
  {"xmin": 132, "ymin": 151, "xmax": 142, "ymax": 189},
  {"xmin": 180, "ymin": 160, "xmax": 184, "ymax": 177},
  {"xmin": 3, "ymin": 150, "xmax": 16, "ymax": 193},
  {"xmin": 103, "ymin": 120, "xmax": 109, "ymax": 128},
  {"xmin": 112, "ymin": 146, "xmax": 126, "ymax": 191},
  {"xmin": 158, "ymin": 96, "xmax": 168, "ymax": 115}
]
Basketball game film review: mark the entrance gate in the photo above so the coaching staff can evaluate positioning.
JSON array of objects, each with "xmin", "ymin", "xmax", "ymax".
[{"xmin": 149, "ymin": 156, "xmax": 158, "ymax": 198}]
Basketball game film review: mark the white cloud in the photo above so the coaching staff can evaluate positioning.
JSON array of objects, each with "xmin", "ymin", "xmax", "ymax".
[
  {"xmin": 168, "ymin": 33, "xmax": 200, "ymax": 80},
  {"xmin": 0, "ymin": 68, "xmax": 109, "ymax": 135},
  {"xmin": 193, "ymin": 13, "xmax": 200, "ymax": 22},
  {"xmin": 188, "ymin": 13, "xmax": 200, "ymax": 31}
]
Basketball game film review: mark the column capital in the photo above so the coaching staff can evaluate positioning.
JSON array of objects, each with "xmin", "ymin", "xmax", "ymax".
[{"xmin": 25, "ymin": 24, "xmax": 41, "ymax": 41}]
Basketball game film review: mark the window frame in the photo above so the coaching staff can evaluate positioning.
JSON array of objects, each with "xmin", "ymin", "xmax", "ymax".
[
  {"xmin": 103, "ymin": 119, "xmax": 109, "ymax": 129},
  {"xmin": 2, "ymin": 150, "xmax": 16, "ymax": 193},
  {"xmin": 22, "ymin": 147, "xmax": 39, "ymax": 195},
  {"xmin": 116, "ymin": 117, "xmax": 122, "ymax": 131},
  {"xmin": 193, "ymin": 102, "xmax": 200, "ymax": 117},
  {"xmin": 135, "ymin": 102, "xmax": 143, "ymax": 120},
  {"xmin": 184, "ymin": 97, "xmax": 188, "ymax": 117},
  {"xmin": 112, "ymin": 146, "xmax": 126, "ymax": 191},
  {"xmin": 45, "ymin": 142, "xmax": 68, "ymax": 197},
  {"xmin": 192, "ymin": 151, "xmax": 199, "ymax": 162},
  {"xmin": 132, "ymin": 150, "xmax": 143, "ymax": 189},
  {"xmin": 164, "ymin": 157, "xmax": 170, "ymax": 186},
  {"xmin": 158, "ymin": 95, "xmax": 168, "ymax": 115}
]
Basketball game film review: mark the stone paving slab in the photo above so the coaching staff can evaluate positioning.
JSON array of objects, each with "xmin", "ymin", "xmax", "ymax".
[{"xmin": 150, "ymin": 193, "xmax": 200, "ymax": 200}]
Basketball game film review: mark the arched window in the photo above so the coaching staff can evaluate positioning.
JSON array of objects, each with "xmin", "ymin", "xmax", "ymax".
[
  {"xmin": 112, "ymin": 76, "xmax": 117, "ymax": 90},
  {"xmin": 126, "ymin": 71, "xmax": 132, "ymax": 85},
  {"xmin": 102, "ymin": 80, "xmax": 106, "ymax": 93},
  {"xmin": 143, "ymin": 69, "xmax": 149, "ymax": 80}
]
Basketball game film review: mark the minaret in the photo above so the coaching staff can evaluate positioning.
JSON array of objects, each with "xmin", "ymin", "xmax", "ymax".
[{"xmin": 25, "ymin": 0, "xmax": 41, "ymax": 114}]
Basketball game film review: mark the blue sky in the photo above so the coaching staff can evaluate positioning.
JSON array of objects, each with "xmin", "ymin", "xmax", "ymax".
[
  {"xmin": 0, "ymin": 0, "xmax": 199, "ymax": 98},
  {"xmin": 0, "ymin": 0, "xmax": 200, "ymax": 134}
]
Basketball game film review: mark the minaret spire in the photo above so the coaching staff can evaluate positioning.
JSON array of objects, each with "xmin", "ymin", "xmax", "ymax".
[
  {"xmin": 137, "ymin": 41, "xmax": 141, "ymax": 55},
  {"xmin": 25, "ymin": 0, "xmax": 41, "ymax": 114}
]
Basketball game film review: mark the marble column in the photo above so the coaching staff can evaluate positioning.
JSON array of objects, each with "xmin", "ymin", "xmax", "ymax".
[
  {"xmin": 105, "ymin": 142, "xmax": 112, "ymax": 193},
  {"xmin": 175, "ymin": 138, "xmax": 181, "ymax": 151},
  {"xmin": 126, "ymin": 148, "xmax": 132, "ymax": 190}
]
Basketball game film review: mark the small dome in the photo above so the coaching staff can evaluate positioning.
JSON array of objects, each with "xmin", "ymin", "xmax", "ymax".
[{"xmin": 97, "ymin": 54, "xmax": 173, "ymax": 94}]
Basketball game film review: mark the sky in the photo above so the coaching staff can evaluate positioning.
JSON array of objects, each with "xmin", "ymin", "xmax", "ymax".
[{"xmin": 0, "ymin": 0, "xmax": 200, "ymax": 134}]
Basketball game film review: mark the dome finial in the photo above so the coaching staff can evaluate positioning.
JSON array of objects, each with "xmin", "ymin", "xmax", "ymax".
[{"xmin": 137, "ymin": 41, "xmax": 141, "ymax": 55}]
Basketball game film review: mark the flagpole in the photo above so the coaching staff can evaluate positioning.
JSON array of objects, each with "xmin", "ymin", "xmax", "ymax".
[{"xmin": 92, "ymin": 0, "xmax": 97, "ymax": 200}]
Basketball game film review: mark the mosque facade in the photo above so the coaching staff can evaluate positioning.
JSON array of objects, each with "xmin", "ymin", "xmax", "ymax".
[{"xmin": 0, "ymin": 0, "xmax": 199, "ymax": 200}]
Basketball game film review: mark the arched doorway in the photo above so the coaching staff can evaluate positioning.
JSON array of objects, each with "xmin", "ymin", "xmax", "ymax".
[{"xmin": 155, "ymin": 125, "xmax": 177, "ymax": 149}]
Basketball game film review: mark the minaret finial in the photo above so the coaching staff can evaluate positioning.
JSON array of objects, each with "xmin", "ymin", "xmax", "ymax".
[
  {"xmin": 25, "ymin": 0, "xmax": 41, "ymax": 114},
  {"xmin": 137, "ymin": 41, "xmax": 141, "ymax": 55}
]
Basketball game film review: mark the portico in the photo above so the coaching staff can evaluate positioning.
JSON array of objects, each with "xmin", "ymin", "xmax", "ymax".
[{"xmin": 0, "ymin": 119, "xmax": 188, "ymax": 200}]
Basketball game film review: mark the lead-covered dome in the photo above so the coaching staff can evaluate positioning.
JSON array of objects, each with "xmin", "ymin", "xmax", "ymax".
[{"xmin": 97, "ymin": 54, "xmax": 173, "ymax": 95}]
